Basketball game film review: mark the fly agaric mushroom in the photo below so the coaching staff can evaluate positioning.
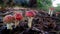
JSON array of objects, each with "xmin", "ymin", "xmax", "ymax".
[
  {"xmin": 13, "ymin": 12, "xmax": 23, "ymax": 27},
  {"xmin": 3, "ymin": 15, "xmax": 14, "ymax": 30},
  {"xmin": 26, "ymin": 10, "xmax": 36, "ymax": 28}
]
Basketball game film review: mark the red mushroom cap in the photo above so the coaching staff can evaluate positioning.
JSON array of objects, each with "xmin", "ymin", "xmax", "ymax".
[
  {"xmin": 3, "ymin": 15, "xmax": 13, "ymax": 23},
  {"xmin": 13, "ymin": 13, "xmax": 23, "ymax": 21},
  {"xmin": 56, "ymin": 12, "xmax": 60, "ymax": 14},
  {"xmin": 26, "ymin": 11, "xmax": 36, "ymax": 17},
  {"xmin": 30, "ymin": 10, "xmax": 37, "ymax": 15}
]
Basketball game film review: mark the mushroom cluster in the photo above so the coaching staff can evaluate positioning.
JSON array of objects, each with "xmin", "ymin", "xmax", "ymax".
[{"xmin": 2, "ymin": 9, "xmax": 57, "ymax": 34}]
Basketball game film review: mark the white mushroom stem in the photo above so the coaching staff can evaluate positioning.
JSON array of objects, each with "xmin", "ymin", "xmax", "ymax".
[
  {"xmin": 6, "ymin": 23, "xmax": 13, "ymax": 30},
  {"xmin": 15, "ymin": 20, "xmax": 20, "ymax": 27},
  {"xmin": 28, "ymin": 17, "xmax": 33, "ymax": 28},
  {"xmin": 56, "ymin": 14, "xmax": 58, "ymax": 17},
  {"xmin": 48, "ymin": 9, "xmax": 53, "ymax": 16}
]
